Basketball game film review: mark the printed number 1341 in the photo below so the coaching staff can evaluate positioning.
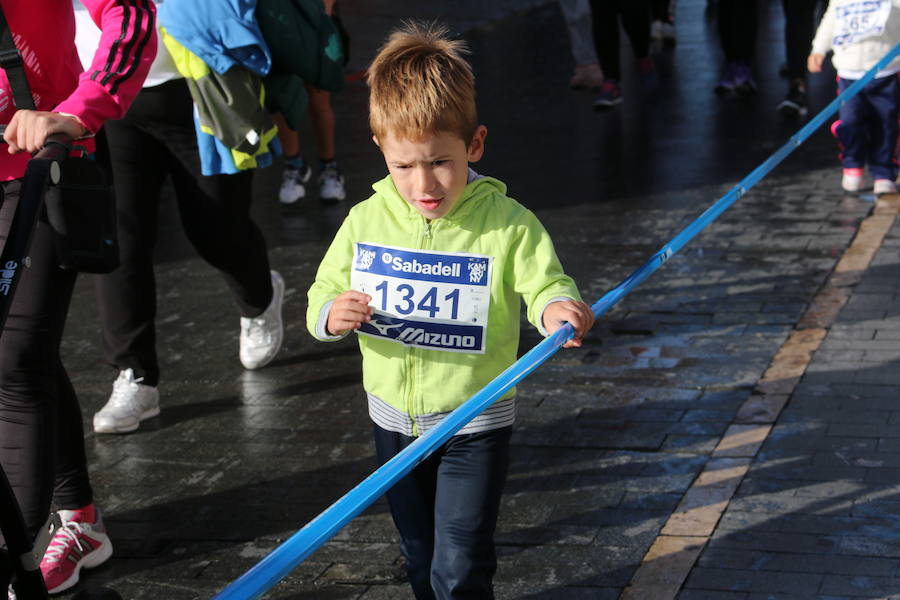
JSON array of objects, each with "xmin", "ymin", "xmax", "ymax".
[{"xmin": 373, "ymin": 280, "xmax": 460, "ymax": 320}]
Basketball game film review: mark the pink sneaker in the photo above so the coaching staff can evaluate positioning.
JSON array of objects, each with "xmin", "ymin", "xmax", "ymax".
[{"xmin": 39, "ymin": 510, "xmax": 113, "ymax": 593}]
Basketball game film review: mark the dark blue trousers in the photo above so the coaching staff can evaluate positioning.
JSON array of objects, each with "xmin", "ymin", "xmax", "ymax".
[
  {"xmin": 373, "ymin": 424, "xmax": 512, "ymax": 600},
  {"xmin": 834, "ymin": 74, "xmax": 900, "ymax": 181}
]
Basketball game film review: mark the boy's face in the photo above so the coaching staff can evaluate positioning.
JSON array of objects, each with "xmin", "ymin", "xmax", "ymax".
[{"xmin": 375, "ymin": 126, "xmax": 487, "ymax": 220}]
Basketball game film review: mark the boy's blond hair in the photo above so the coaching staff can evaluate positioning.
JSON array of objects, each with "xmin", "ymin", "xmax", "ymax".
[{"xmin": 367, "ymin": 21, "xmax": 477, "ymax": 143}]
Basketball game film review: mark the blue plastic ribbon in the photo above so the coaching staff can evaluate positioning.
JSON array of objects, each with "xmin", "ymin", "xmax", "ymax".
[{"xmin": 213, "ymin": 43, "xmax": 900, "ymax": 600}]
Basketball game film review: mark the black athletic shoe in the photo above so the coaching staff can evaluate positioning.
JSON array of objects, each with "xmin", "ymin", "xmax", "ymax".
[{"xmin": 778, "ymin": 85, "xmax": 808, "ymax": 118}]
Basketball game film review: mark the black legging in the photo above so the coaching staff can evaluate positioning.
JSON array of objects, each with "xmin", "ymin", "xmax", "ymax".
[
  {"xmin": 0, "ymin": 180, "xmax": 93, "ymax": 560},
  {"xmin": 718, "ymin": 0, "xmax": 758, "ymax": 64},
  {"xmin": 94, "ymin": 79, "xmax": 273, "ymax": 387},
  {"xmin": 590, "ymin": 0, "xmax": 652, "ymax": 82},
  {"xmin": 782, "ymin": 0, "xmax": 824, "ymax": 80}
]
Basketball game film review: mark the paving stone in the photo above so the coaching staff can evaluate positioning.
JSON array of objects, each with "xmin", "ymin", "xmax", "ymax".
[
  {"xmin": 678, "ymin": 592, "xmax": 749, "ymax": 600},
  {"xmin": 821, "ymin": 575, "xmax": 900, "ymax": 597},
  {"xmin": 358, "ymin": 584, "xmax": 417, "ymax": 599},
  {"xmin": 745, "ymin": 595, "xmax": 822, "ymax": 600},
  {"xmin": 837, "ymin": 537, "xmax": 900, "ymax": 559},
  {"xmin": 684, "ymin": 566, "xmax": 824, "ymax": 595},
  {"xmin": 496, "ymin": 585, "xmax": 620, "ymax": 600},
  {"xmin": 707, "ymin": 530, "xmax": 838, "ymax": 555}
]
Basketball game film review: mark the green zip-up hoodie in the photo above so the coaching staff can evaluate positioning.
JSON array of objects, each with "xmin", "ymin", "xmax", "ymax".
[{"xmin": 307, "ymin": 172, "xmax": 581, "ymax": 435}]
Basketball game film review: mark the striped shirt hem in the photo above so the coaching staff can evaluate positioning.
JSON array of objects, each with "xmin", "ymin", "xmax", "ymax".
[{"xmin": 367, "ymin": 393, "xmax": 515, "ymax": 437}]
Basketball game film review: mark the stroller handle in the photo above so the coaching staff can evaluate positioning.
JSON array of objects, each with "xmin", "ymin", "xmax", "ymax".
[{"xmin": 0, "ymin": 124, "xmax": 73, "ymax": 161}]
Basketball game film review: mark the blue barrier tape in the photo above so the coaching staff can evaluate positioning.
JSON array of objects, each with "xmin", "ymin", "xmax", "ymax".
[{"xmin": 213, "ymin": 43, "xmax": 900, "ymax": 600}]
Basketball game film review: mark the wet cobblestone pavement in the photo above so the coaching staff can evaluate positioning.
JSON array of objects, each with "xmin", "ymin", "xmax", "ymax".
[{"xmin": 46, "ymin": 0, "xmax": 900, "ymax": 598}]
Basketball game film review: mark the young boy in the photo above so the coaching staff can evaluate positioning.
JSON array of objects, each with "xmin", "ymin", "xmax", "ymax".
[
  {"xmin": 809, "ymin": 0, "xmax": 900, "ymax": 194},
  {"xmin": 306, "ymin": 22, "xmax": 594, "ymax": 599}
]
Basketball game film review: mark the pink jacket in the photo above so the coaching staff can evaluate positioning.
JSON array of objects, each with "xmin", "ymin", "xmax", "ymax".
[{"xmin": 0, "ymin": 0, "xmax": 156, "ymax": 179}]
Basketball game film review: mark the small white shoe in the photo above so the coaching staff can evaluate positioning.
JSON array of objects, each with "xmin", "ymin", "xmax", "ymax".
[
  {"xmin": 278, "ymin": 164, "xmax": 312, "ymax": 205},
  {"xmin": 319, "ymin": 163, "xmax": 346, "ymax": 203},
  {"xmin": 841, "ymin": 168, "xmax": 864, "ymax": 192},
  {"xmin": 660, "ymin": 21, "xmax": 676, "ymax": 44},
  {"xmin": 93, "ymin": 369, "xmax": 160, "ymax": 434},
  {"xmin": 240, "ymin": 270, "xmax": 285, "ymax": 370},
  {"xmin": 874, "ymin": 179, "xmax": 897, "ymax": 195}
]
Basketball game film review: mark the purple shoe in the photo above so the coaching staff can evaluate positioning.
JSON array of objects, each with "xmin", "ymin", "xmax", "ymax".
[
  {"xmin": 733, "ymin": 63, "xmax": 756, "ymax": 95},
  {"xmin": 714, "ymin": 62, "xmax": 736, "ymax": 94}
]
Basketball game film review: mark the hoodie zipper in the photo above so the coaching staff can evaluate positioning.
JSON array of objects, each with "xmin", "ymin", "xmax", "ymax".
[{"xmin": 408, "ymin": 218, "xmax": 435, "ymax": 436}]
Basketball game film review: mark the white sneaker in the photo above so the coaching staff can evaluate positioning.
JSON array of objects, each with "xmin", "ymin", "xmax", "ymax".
[
  {"xmin": 842, "ymin": 168, "xmax": 864, "ymax": 192},
  {"xmin": 874, "ymin": 178, "xmax": 897, "ymax": 195},
  {"xmin": 319, "ymin": 163, "xmax": 346, "ymax": 203},
  {"xmin": 660, "ymin": 21, "xmax": 676, "ymax": 44},
  {"xmin": 93, "ymin": 369, "xmax": 160, "ymax": 434},
  {"xmin": 278, "ymin": 164, "xmax": 312, "ymax": 205},
  {"xmin": 240, "ymin": 270, "xmax": 285, "ymax": 370},
  {"xmin": 651, "ymin": 20, "xmax": 675, "ymax": 43}
]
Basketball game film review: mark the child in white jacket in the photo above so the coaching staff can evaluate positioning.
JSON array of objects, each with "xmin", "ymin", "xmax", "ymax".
[{"xmin": 809, "ymin": 0, "xmax": 900, "ymax": 194}]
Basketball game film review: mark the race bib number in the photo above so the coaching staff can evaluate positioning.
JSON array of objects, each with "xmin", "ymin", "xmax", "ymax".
[
  {"xmin": 350, "ymin": 243, "xmax": 492, "ymax": 353},
  {"xmin": 833, "ymin": 0, "xmax": 892, "ymax": 46}
]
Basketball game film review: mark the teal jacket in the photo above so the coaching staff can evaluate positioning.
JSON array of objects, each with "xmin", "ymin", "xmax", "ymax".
[
  {"xmin": 307, "ymin": 172, "xmax": 581, "ymax": 435},
  {"xmin": 256, "ymin": 0, "xmax": 344, "ymax": 130}
]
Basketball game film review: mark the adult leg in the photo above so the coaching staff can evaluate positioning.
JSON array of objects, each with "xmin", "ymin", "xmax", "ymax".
[
  {"xmin": 717, "ymin": 0, "xmax": 738, "ymax": 62},
  {"xmin": 169, "ymin": 163, "xmax": 272, "ymax": 318},
  {"xmin": 617, "ymin": 0, "xmax": 652, "ymax": 60},
  {"xmin": 782, "ymin": 0, "xmax": 819, "ymax": 81},
  {"xmin": 716, "ymin": 0, "xmax": 758, "ymax": 93},
  {"xmin": 560, "ymin": 0, "xmax": 600, "ymax": 68},
  {"xmin": 0, "ymin": 180, "xmax": 84, "ymax": 544},
  {"xmin": 431, "ymin": 427, "xmax": 512, "ymax": 600},
  {"xmin": 651, "ymin": 0, "xmax": 669, "ymax": 21},
  {"xmin": 778, "ymin": 0, "xmax": 819, "ymax": 114},
  {"xmin": 373, "ymin": 424, "xmax": 439, "ymax": 600},
  {"xmin": 0, "ymin": 550, "xmax": 8, "ymax": 590},
  {"xmin": 717, "ymin": 0, "xmax": 757, "ymax": 63},
  {"xmin": 150, "ymin": 80, "xmax": 273, "ymax": 317},
  {"xmin": 731, "ymin": 0, "xmax": 758, "ymax": 64},
  {"xmin": 51, "ymin": 359, "xmax": 92, "ymax": 511},
  {"xmin": 94, "ymin": 87, "xmax": 171, "ymax": 387},
  {"xmin": 590, "ymin": 0, "xmax": 623, "ymax": 81}
]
